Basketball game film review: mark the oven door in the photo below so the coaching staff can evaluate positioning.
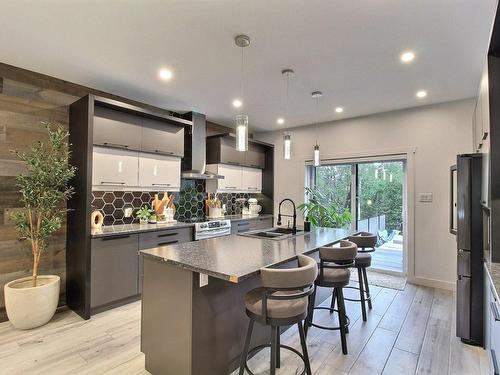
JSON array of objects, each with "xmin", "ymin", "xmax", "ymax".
[{"xmin": 195, "ymin": 227, "xmax": 231, "ymax": 241}]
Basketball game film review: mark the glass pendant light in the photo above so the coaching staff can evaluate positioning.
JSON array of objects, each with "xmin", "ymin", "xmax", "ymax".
[
  {"xmin": 282, "ymin": 69, "xmax": 294, "ymax": 159},
  {"xmin": 235, "ymin": 35, "xmax": 250, "ymax": 151},
  {"xmin": 312, "ymin": 91, "xmax": 322, "ymax": 166},
  {"xmin": 283, "ymin": 133, "xmax": 292, "ymax": 159}
]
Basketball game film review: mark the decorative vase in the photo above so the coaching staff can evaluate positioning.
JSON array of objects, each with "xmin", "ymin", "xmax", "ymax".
[
  {"xmin": 139, "ymin": 219, "xmax": 148, "ymax": 225},
  {"xmin": 4, "ymin": 275, "xmax": 60, "ymax": 330}
]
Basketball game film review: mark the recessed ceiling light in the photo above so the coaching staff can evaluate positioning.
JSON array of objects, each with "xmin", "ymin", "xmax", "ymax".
[
  {"xmin": 277, "ymin": 118, "xmax": 285, "ymax": 125},
  {"xmin": 416, "ymin": 90, "xmax": 427, "ymax": 98},
  {"xmin": 158, "ymin": 69, "xmax": 173, "ymax": 81},
  {"xmin": 232, "ymin": 99, "xmax": 242, "ymax": 108},
  {"xmin": 335, "ymin": 107, "xmax": 344, "ymax": 113},
  {"xmin": 401, "ymin": 51, "xmax": 415, "ymax": 63}
]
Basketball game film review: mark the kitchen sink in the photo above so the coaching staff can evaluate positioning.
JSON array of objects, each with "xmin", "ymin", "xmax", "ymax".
[{"xmin": 238, "ymin": 227, "xmax": 305, "ymax": 240}]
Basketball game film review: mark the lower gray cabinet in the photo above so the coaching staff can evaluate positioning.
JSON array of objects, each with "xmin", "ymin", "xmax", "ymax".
[
  {"xmin": 138, "ymin": 227, "xmax": 193, "ymax": 250},
  {"xmin": 231, "ymin": 217, "xmax": 273, "ymax": 234},
  {"xmin": 91, "ymin": 234, "xmax": 139, "ymax": 309}
]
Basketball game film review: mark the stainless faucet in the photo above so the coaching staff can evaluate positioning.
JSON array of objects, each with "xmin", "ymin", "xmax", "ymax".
[{"xmin": 276, "ymin": 198, "xmax": 297, "ymax": 234}]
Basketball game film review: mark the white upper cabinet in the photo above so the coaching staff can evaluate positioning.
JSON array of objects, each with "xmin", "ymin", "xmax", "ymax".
[
  {"xmin": 93, "ymin": 107, "xmax": 143, "ymax": 150},
  {"xmin": 92, "ymin": 146, "xmax": 139, "ymax": 189},
  {"xmin": 206, "ymin": 164, "xmax": 262, "ymax": 193},
  {"xmin": 138, "ymin": 153, "xmax": 181, "ymax": 191},
  {"xmin": 241, "ymin": 166, "xmax": 262, "ymax": 192}
]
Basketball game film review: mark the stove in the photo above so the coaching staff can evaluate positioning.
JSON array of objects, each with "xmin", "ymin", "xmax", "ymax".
[{"xmin": 193, "ymin": 219, "xmax": 232, "ymax": 240}]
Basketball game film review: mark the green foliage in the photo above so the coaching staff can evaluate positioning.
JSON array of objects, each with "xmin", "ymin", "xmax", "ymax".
[
  {"xmin": 357, "ymin": 162, "xmax": 403, "ymax": 232},
  {"xmin": 136, "ymin": 206, "xmax": 153, "ymax": 221},
  {"xmin": 10, "ymin": 122, "xmax": 76, "ymax": 285},
  {"xmin": 312, "ymin": 161, "xmax": 404, "ymax": 233},
  {"xmin": 298, "ymin": 187, "xmax": 352, "ymax": 228}
]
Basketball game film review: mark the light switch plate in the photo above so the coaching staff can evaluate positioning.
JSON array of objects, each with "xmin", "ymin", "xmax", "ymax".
[{"xmin": 419, "ymin": 193, "xmax": 433, "ymax": 202}]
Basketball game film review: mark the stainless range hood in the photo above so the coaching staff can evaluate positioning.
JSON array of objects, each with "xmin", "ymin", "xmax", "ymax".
[{"xmin": 181, "ymin": 112, "xmax": 224, "ymax": 180}]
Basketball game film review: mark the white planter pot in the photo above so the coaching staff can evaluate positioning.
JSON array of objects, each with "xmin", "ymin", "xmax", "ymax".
[{"xmin": 4, "ymin": 275, "xmax": 60, "ymax": 330}]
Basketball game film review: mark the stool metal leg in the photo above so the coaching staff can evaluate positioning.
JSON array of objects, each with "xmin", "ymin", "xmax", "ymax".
[
  {"xmin": 239, "ymin": 319, "xmax": 254, "ymax": 375},
  {"xmin": 270, "ymin": 326, "xmax": 277, "ymax": 375},
  {"xmin": 276, "ymin": 326, "xmax": 280, "ymax": 368},
  {"xmin": 329, "ymin": 288, "xmax": 336, "ymax": 314},
  {"xmin": 298, "ymin": 321, "xmax": 312, "ymax": 375},
  {"xmin": 362, "ymin": 267, "xmax": 372, "ymax": 309},
  {"xmin": 304, "ymin": 285, "xmax": 317, "ymax": 337},
  {"xmin": 338, "ymin": 287, "xmax": 349, "ymax": 334},
  {"xmin": 358, "ymin": 267, "xmax": 367, "ymax": 321},
  {"xmin": 336, "ymin": 288, "xmax": 348, "ymax": 355}
]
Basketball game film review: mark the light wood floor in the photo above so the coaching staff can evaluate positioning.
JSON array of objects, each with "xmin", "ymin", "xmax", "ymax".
[{"xmin": 0, "ymin": 283, "xmax": 490, "ymax": 375}]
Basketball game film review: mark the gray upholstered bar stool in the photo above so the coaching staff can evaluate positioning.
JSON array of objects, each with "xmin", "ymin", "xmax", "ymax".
[
  {"xmin": 239, "ymin": 254, "xmax": 318, "ymax": 375},
  {"xmin": 345, "ymin": 232, "xmax": 377, "ymax": 321},
  {"xmin": 304, "ymin": 240, "xmax": 358, "ymax": 355}
]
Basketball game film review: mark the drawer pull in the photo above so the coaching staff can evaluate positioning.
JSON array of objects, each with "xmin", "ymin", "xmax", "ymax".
[
  {"xmin": 492, "ymin": 349, "xmax": 499, "ymax": 375},
  {"xmin": 103, "ymin": 142, "xmax": 129, "ymax": 149},
  {"xmin": 157, "ymin": 232, "xmax": 178, "ymax": 238},
  {"xmin": 155, "ymin": 150, "xmax": 174, "ymax": 155},
  {"xmin": 101, "ymin": 235, "xmax": 131, "ymax": 241},
  {"xmin": 491, "ymin": 302, "xmax": 500, "ymax": 321},
  {"xmin": 101, "ymin": 181, "xmax": 126, "ymax": 185},
  {"xmin": 238, "ymin": 222, "xmax": 250, "ymax": 226},
  {"xmin": 158, "ymin": 240, "xmax": 178, "ymax": 246}
]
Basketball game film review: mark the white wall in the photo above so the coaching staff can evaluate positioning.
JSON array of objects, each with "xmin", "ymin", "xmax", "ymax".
[{"xmin": 256, "ymin": 99, "xmax": 474, "ymax": 289}]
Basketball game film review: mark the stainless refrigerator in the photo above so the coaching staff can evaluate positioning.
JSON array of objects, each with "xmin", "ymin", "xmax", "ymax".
[{"xmin": 452, "ymin": 154, "xmax": 483, "ymax": 346}]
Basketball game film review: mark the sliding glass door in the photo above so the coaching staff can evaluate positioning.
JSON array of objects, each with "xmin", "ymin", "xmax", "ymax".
[{"xmin": 310, "ymin": 158, "xmax": 406, "ymax": 275}]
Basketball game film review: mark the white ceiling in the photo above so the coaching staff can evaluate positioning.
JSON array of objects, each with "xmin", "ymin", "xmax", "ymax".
[{"xmin": 0, "ymin": 0, "xmax": 497, "ymax": 132}]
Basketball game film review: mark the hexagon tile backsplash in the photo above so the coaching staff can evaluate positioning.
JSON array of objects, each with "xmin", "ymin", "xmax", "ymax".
[{"xmin": 91, "ymin": 180, "xmax": 255, "ymax": 225}]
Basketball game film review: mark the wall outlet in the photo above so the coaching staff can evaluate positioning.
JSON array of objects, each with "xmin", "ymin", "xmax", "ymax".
[
  {"xmin": 124, "ymin": 207, "xmax": 133, "ymax": 218},
  {"xmin": 419, "ymin": 193, "xmax": 433, "ymax": 202}
]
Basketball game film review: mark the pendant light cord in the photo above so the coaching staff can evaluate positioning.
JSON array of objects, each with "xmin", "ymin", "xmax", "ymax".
[
  {"xmin": 240, "ymin": 47, "xmax": 244, "ymax": 103},
  {"xmin": 315, "ymin": 95, "xmax": 319, "ymax": 146}
]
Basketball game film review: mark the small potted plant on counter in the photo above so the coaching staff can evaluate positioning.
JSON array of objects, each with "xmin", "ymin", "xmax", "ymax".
[
  {"xmin": 136, "ymin": 206, "xmax": 153, "ymax": 225},
  {"xmin": 5, "ymin": 123, "xmax": 76, "ymax": 330}
]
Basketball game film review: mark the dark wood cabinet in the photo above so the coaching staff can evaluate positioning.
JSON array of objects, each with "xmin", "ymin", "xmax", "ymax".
[
  {"xmin": 141, "ymin": 117, "xmax": 184, "ymax": 157},
  {"xmin": 90, "ymin": 234, "xmax": 139, "ymax": 310},
  {"xmin": 93, "ymin": 106, "xmax": 142, "ymax": 150},
  {"xmin": 207, "ymin": 135, "xmax": 266, "ymax": 169},
  {"xmin": 245, "ymin": 143, "xmax": 266, "ymax": 169}
]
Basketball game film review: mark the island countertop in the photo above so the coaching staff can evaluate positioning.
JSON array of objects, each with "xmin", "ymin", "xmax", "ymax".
[{"xmin": 140, "ymin": 227, "xmax": 356, "ymax": 283}]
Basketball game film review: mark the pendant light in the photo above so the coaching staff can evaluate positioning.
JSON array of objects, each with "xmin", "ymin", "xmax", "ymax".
[
  {"xmin": 282, "ymin": 69, "xmax": 294, "ymax": 159},
  {"xmin": 235, "ymin": 34, "xmax": 250, "ymax": 152},
  {"xmin": 312, "ymin": 91, "xmax": 322, "ymax": 166}
]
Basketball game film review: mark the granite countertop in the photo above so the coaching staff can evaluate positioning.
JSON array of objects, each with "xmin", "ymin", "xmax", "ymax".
[
  {"xmin": 91, "ymin": 221, "xmax": 194, "ymax": 238},
  {"xmin": 140, "ymin": 227, "xmax": 355, "ymax": 283},
  {"xmin": 90, "ymin": 213, "xmax": 274, "ymax": 238},
  {"xmin": 485, "ymin": 260, "xmax": 500, "ymax": 301}
]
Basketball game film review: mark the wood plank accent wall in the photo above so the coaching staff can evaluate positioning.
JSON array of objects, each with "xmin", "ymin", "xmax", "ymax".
[{"xmin": 0, "ymin": 63, "xmax": 190, "ymax": 322}]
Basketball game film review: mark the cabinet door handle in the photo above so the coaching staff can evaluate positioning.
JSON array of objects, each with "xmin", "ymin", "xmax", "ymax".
[
  {"xmin": 103, "ymin": 142, "xmax": 129, "ymax": 149},
  {"xmin": 492, "ymin": 349, "xmax": 499, "ymax": 375},
  {"xmin": 154, "ymin": 150, "xmax": 175, "ymax": 155},
  {"xmin": 157, "ymin": 240, "xmax": 178, "ymax": 246},
  {"xmin": 225, "ymin": 186, "xmax": 237, "ymax": 189},
  {"xmin": 226, "ymin": 161, "xmax": 240, "ymax": 165},
  {"xmin": 101, "ymin": 181, "xmax": 126, "ymax": 185},
  {"xmin": 152, "ymin": 183, "xmax": 172, "ymax": 186},
  {"xmin": 157, "ymin": 232, "xmax": 178, "ymax": 238},
  {"xmin": 101, "ymin": 235, "xmax": 131, "ymax": 241},
  {"xmin": 247, "ymin": 187, "xmax": 259, "ymax": 190},
  {"xmin": 491, "ymin": 302, "xmax": 500, "ymax": 321},
  {"xmin": 250, "ymin": 164, "xmax": 260, "ymax": 168}
]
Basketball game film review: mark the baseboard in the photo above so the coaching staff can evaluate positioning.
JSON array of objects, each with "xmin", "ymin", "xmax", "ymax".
[{"xmin": 408, "ymin": 276, "xmax": 455, "ymax": 291}]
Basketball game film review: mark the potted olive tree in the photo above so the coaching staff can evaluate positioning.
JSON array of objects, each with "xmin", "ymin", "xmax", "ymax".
[{"xmin": 4, "ymin": 123, "xmax": 75, "ymax": 329}]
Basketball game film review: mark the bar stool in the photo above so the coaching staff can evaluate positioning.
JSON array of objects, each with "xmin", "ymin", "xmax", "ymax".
[
  {"xmin": 344, "ymin": 232, "xmax": 377, "ymax": 321},
  {"xmin": 304, "ymin": 240, "xmax": 358, "ymax": 355},
  {"xmin": 239, "ymin": 254, "xmax": 318, "ymax": 375}
]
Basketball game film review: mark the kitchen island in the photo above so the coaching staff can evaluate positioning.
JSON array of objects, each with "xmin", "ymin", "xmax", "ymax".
[{"xmin": 140, "ymin": 227, "xmax": 355, "ymax": 375}]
